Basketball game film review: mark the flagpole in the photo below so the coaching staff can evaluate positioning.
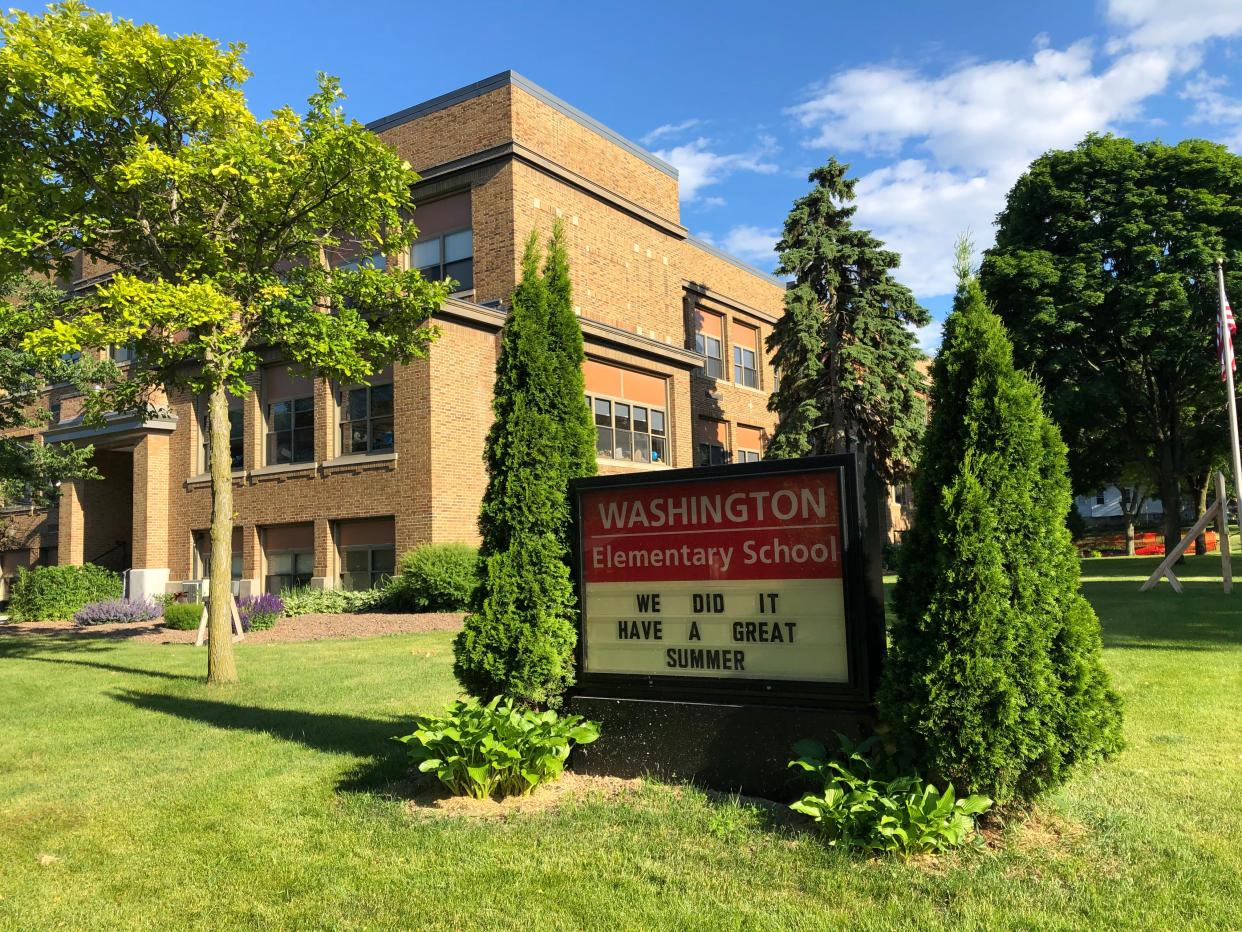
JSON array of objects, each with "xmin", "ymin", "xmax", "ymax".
[{"xmin": 1215, "ymin": 258, "xmax": 1242, "ymax": 526}]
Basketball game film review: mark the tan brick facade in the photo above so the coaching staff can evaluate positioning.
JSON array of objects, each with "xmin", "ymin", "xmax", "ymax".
[{"xmin": 1, "ymin": 71, "xmax": 788, "ymax": 604}]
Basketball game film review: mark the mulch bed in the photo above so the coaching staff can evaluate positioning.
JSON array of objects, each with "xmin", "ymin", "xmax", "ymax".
[{"xmin": 0, "ymin": 612, "xmax": 464, "ymax": 644}]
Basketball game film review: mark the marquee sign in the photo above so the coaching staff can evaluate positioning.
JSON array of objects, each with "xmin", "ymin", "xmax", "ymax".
[{"xmin": 570, "ymin": 456, "xmax": 874, "ymax": 707}]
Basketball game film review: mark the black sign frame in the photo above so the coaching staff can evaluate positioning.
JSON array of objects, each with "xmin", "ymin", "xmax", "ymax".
[{"xmin": 568, "ymin": 454, "xmax": 881, "ymax": 710}]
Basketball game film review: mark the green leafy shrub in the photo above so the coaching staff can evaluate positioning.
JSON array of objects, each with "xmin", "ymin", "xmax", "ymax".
[
  {"xmin": 453, "ymin": 228, "xmax": 595, "ymax": 707},
  {"xmin": 9, "ymin": 564, "xmax": 122, "ymax": 622},
  {"xmin": 279, "ymin": 585, "xmax": 389, "ymax": 617},
  {"xmin": 789, "ymin": 736, "xmax": 992, "ymax": 855},
  {"xmin": 397, "ymin": 696, "xmax": 600, "ymax": 800},
  {"xmin": 389, "ymin": 543, "xmax": 478, "ymax": 612},
  {"xmin": 880, "ymin": 270, "xmax": 1123, "ymax": 806},
  {"xmin": 161, "ymin": 602, "xmax": 202, "ymax": 630}
]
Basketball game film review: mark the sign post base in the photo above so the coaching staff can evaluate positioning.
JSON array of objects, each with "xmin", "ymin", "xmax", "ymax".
[{"xmin": 567, "ymin": 695, "xmax": 873, "ymax": 800}]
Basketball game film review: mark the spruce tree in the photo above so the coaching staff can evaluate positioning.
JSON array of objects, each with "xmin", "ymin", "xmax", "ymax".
[
  {"xmin": 765, "ymin": 159, "xmax": 929, "ymax": 482},
  {"xmin": 453, "ymin": 230, "xmax": 591, "ymax": 706},
  {"xmin": 878, "ymin": 251, "xmax": 1123, "ymax": 806}
]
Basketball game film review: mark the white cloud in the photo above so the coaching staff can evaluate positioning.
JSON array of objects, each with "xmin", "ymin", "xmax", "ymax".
[
  {"xmin": 785, "ymin": 13, "xmax": 1242, "ymax": 297},
  {"xmin": 1106, "ymin": 0, "xmax": 1242, "ymax": 51},
  {"xmin": 911, "ymin": 319, "xmax": 943, "ymax": 356},
  {"xmin": 719, "ymin": 225, "xmax": 780, "ymax": 267},
  {"xmin": 653, "ymin": 136, "xmax": 779, "ymax": 201},
  {"xmin": 641, "ymin": 118, "xmax": 704, "ymax": 145},
  {"xmin": 699, "ymin": 195, "xmax": 728, "ymax": 210},
  {"xmin": 1182, "ymin": 72, "xmax": 1242, "ymax": 150}
]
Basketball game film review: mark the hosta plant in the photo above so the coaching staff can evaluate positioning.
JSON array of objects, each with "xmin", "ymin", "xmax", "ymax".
[
  {"xmin": 398, "ymin": 697, "xmax": 600, "ymax": 800},
  {"xmin": 789, "ymin": 734, "xmax": 992, "ymax": 855}
]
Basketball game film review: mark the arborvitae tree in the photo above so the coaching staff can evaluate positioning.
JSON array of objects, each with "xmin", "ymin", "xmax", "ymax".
[
  {"xmin": 543, "ymin": 221, "xmax": 598, "ymax": 534},
  {"xmin": 765, "ymin": 159, "xmax": 929, "ymax": 482},
  {"xmin": 454, "ymin": 230, "xmax": 591, "ymax": 706},
  {"xmin": 879, "ymin": 251, "xmax": 1123, "ymax": 806}
]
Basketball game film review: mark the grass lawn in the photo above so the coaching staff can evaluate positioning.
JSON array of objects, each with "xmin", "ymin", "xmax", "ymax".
[{"xmin": 2, "ymin": 555, "xmax": 1240, "ymax": 930}]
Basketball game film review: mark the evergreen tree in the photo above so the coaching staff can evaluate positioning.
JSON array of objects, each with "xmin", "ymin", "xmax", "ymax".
[
  {"xmin": 543, "ymin": 221, "xmax": 598, "ymax": 525},
  {"xmin": 765, "ymin": 159, "xmax": 929, "ymax": 482},
  {"xmin": 454, "ymin": 230, "xmax": 592, "ymax": 706},
  {"xmin": 878, "ymin": 250, "xmax": 1123, "ymax": 806}
]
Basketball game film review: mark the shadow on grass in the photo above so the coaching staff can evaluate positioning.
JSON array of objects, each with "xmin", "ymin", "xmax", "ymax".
[
  {"xmin": 0, "ymin": 635, "xmax": 200, "ymax": 681},
  {"xmin": 1081, "ymin": 578, "xmax": 1242, "ymax": 651},
  {"xmin": 110, "ymin": 689, "xmax": 418, "ymax": 796}
]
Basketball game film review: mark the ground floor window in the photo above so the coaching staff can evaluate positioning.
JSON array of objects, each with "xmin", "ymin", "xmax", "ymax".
[
  {"xmin": 695, "ymin": 418, "xmax": 730, "ymax": 467},
  {"xmin": 335, "ymin": 517, "xmax": 396, "ymax": 590},
  {"xmin": 340, "ymin": 546, "xmax": 395, "ymax": 591},
  {"xmin": 734, "ymin": 424, "xmax": 766, "ymax": 465},
  {"xmin": 266, "ymin": 551, "xmax": 313, "ymax": 593},
  {"xmin": 193, "ymin": 529, "xmax": 243, "ymax": 586}
]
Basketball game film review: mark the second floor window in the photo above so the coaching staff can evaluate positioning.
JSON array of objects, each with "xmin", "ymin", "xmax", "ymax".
[
  {"xmin": 340, "ymin": 382, "xmax": 394, "ymax": 455},
  {"xmin": 268, "ymin": 397, "xmax": 314, "ymax": 465},
  {"xmin": 732, "ymin": 322, "xmax": 759, "ymax": 388},
  {"xmin": 694, "ymin": 310, "xmax": 724, "ymax": 379},
  {"xmin": 412, "ymin": 229, "xmax": 473, "ymax": 292}
]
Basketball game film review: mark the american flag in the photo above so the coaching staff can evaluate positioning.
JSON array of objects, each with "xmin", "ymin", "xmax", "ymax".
[{"xmin": 1219, "ymin": 292, "xmax": 1236, "ymax": 381}]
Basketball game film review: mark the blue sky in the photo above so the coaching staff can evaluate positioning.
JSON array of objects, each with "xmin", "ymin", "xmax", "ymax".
[{"xmin": 46, "ymin": 0, "xmax": 1242, "ymax": 346}]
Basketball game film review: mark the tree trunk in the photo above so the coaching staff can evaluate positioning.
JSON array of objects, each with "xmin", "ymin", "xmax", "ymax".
[
  {"xmin": 1157, "ymin": 443, "xmax": 1182, "ymax": 561},
  {"xmin": 206, "ymin": 384, "xmax": 238, "ymax": 685},
  {"xmin": 1194, "ymin": 468, "xmax": 1212, "ymax": 556},
  {"xmin": 1125, "ymin": 512, "xmax": 1136, "ymax": 557}
]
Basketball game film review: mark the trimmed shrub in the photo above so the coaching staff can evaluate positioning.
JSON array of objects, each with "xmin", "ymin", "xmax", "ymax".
[
  {"xmin": 73, "ymin": 597, "xmax": 160, "ymax": 626},
  {"xmin": 454, "ymin": 229, "xmax": 595, "ymax": 707},
  {"xmin": 398, "ymin": 696, "xmax": 600, "ymax": 800},
  {"xmin": 9, "ymin": 564, "xmax": 123, "ymax": 622},
  {"xmin": 879, "ymin": 271, "xmax": 1123, "ymax": 806},
  {"xmin": 238, "ymin": 593, "xmax": 284, "ymax": 631},
  {"xmin": 161, "ymin": 602, "xmax": 202, "ymax": 631},
  {"xmin": 390, "ymin": 544, "xmax": 478, "ymax": 612}
]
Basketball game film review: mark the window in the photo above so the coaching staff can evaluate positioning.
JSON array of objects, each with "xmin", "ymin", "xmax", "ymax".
[
  {"xmin": 340, "ymin": 379, "xmax": 394, "ymax": 455},
  {"xmin": 192, "ymin": 529, "xmax": 243, "ymax": 592},
  {"xmin": 734, "ymin": 424, "xmax": 765, "ymax": 465},
  {"xmin": 1096, "ymin": 490, "xmax": 1106, "ymax": 505},
  {"xmin": 202, "ymin": 402, "xmax": 244, "ymax": 472},
  {"xmin": 588, "ymin": 395, "xmax": 668, "ymax": 464},
  {"xmin": 694, "ymin": 309, "xmax": 724, "ymax": 379},
  {"xmin": 696, "ymin": 419, "xmax": 729, "ymax": 467},
  {"xmin": 108, "ymin": 344, "xmax": 134, "ymax": 364},
  {"xmin": 412, "ymin": 229, "xmax": 473, "ymax": 292},
  {"xmin": 341, "ymin": 546, "xmax": 395, "ymax": 591},
  {"xmin": 266, "ymin": 551, "xmax": 313, "ymax": 593},
  {"xmin": 264, "ymin": 367, "xmax": 316, "ymax": 466},
  {"xmin": 336, "ymin": 254, "xmax": 387, "ymax": 272},
  {"xmin": 48, "ymin": 401, "xmax": 62, "ymax": 425},
  {"xmin": 336, "ymin": 517, "xmax": 395, "ymax": 591},
  {"xmin": 732, "ymin": 321, "xmax": 759, "ymax": 388},
  {"xmin": 263, "ymin": 524, "xmax": 315, "ymax": 593}
]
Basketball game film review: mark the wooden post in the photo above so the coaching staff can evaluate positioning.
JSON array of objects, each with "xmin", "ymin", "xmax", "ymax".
[
  {"xmin": 194, "ymin": 592, "xmax": 247, "ymax": 645},
  {"xmin": 1216, "ymin": 469, "xmax": 1233, "ymax": 595},
  {"xmin": 1140, "ymin": 501, "xmax": 1221, "ymax": 592}
]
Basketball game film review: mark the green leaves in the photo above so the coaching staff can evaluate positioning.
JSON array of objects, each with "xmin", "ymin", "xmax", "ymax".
[
  {"xmin": 396, "ymin": 698, "xmax": 601, "ymax": 800},
  {"xmin": 765, "ymin": 159, "xmax": 929, "ymax": 481},
  {"xmin": 787, "ymin": 736, "xmax": 992, "ymax": 855}
]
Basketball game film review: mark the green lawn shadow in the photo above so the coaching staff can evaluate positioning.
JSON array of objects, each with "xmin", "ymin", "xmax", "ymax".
[
  {"xmin": 0, "ymin": 634, "xmax": 200, "ymax": 681},
  {"xmin": 110, "ymin": 689, "xmax": 417, "ymax": 795}
]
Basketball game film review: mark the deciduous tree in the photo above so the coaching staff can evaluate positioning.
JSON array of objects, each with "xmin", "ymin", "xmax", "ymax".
[
  {"xmin": 2, "ymin": 4, "xmax": 447, "ymax": 683},
  {"xmin": 981, "ymin": 134, "xmax": 1242, "ymax": 556}
]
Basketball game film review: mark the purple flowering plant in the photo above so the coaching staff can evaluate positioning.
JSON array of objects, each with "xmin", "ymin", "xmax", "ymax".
[
  {"xmin": 238, "ymin": 593, "xmax": 284, "ymax": 632},
  {"xmin": 73, "ymin": 598, "xmax": 161, "ymax": 626}
]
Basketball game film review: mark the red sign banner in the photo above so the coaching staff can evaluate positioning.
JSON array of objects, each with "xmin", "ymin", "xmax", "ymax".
[{"xmin": 580, "ymin": 471, "xmax": 843, "ymax": 584}]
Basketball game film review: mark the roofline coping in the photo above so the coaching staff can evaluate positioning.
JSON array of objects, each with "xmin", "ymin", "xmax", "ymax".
[
  {"xmin": 684, "ymin": 235, "xmax": 786, "ymax": 288},
  {"xmin": 365, "ymin": 70, "xmax": 679, "ymax": 180}
]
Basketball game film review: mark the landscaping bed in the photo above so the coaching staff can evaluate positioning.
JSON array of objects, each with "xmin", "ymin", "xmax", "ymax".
[{"xmin": 0, "ymin": 611, "xmax": 464, "ymax": 643}]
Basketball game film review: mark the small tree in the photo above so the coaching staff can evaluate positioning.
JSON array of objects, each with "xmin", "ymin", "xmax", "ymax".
[
  {"xmin": 454, "ymin": 229, "xmax": 594, "ymax": 706},
  {"xmin": 4, "ymin": 5, "xmax": 447, "ymax": 684},
  {"xmin": 879, "ymin": 248, "xmax": 1123, "ymax": 806},
  {"xmin": 765, "ymin": 159, "xmax": 929, "ymax": 482}
]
